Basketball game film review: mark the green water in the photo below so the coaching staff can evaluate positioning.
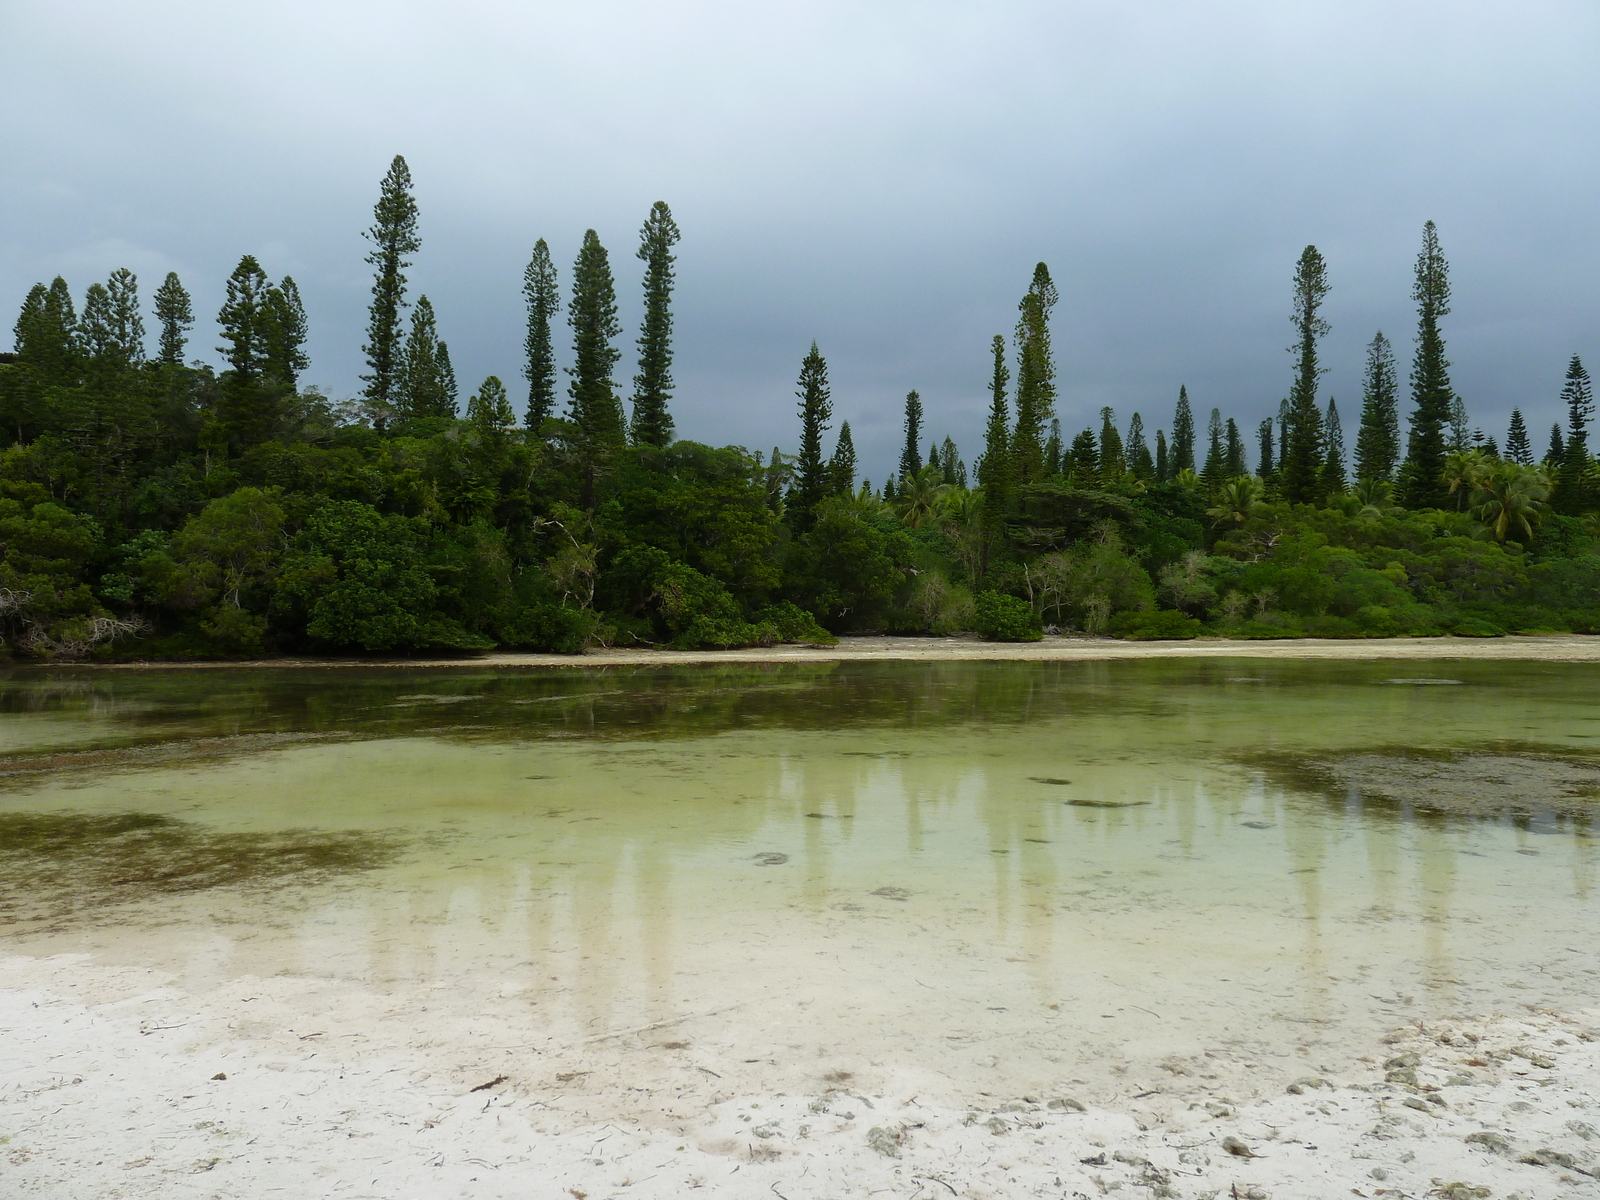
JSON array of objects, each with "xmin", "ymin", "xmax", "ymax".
[{"xmin": 3, "ymin": 658, "xmax": 1597, "ymax": 1102}]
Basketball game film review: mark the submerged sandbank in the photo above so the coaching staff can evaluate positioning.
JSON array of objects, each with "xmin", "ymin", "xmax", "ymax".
[{"xmin": 75, "ymin": 632, "xmax": 1600, "ymax": 670}]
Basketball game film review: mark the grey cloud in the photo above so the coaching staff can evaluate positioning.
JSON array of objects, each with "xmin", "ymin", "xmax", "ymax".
[{"xmin": 2, "ymin": 0, "xmax": 1597, "ymax": 478}]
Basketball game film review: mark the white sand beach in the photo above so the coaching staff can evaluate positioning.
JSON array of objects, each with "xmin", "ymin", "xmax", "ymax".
[
  {"xmin": 91, "ymin": 633, "xmax": 1600, "ymax": 672},
  {"xmin": 3, "ymin": 949, "xmax": 1597, "ymax": 1198}
]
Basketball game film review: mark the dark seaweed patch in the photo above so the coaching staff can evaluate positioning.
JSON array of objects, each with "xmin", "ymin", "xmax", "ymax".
[
  {"xmin": 1243, "ymin": 746, "xmax": 1600, "ymax": 825},
  {"xmin": 0, "ymin": 810, "xmax": 407, "ymax": 928},
  {"xmin": 0, "ymin": 732, "xmax": 354, "ymax": 793}
]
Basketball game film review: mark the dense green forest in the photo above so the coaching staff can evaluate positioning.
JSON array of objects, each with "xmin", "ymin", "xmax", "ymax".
[{"xmin": 2, "ymin": 156, "xmax": 1597, "ymax": 659}]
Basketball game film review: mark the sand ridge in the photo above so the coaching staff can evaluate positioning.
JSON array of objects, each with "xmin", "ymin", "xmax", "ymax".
[{"xmin": 64, "ymin": 633, "xmax": 1600, "ymax": 671}]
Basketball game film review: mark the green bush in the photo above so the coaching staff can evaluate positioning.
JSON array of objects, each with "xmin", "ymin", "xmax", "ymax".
[
  {"xmin": 1351, "ymin": 605, "xmax": 1400, "ymax": 636},
  {"xmin": 0, "ymin": 485, "xmax": 106, "ymax": 653},
  {"xmin": 1224, "ymin": 615, "xmax": 1306, "ymax": 639},
  {"xmin": 974, "ymin": 591, "xmax": 1043, "ymax": 641},
  {"xmin": 753, "ymin": 601, "xmax": 838, "ymax": 645},
  {"xmin": 1109, "ymin": 609, "xmax": 1202, "ymax": 640},
  {"xmin": 275, "ymin": 502, "xmax": 440, "ymax": 652},
  {"xmin": 673, "ymin": 615, "xmax": 775, "ymax": 650},
  {"xmin": 1301, "ymin": 614, "xmax": 1365, "ymax": 638},
  {"xmin": 1451, "ymin": 617, "xmax": 1506, "ymax": 638},
  {"xmin": 198, "ymin": 605, "xmax": 269, "ymax": 656},
  {"xmin": 498, "ymin": 602, "xmax": 597, "ymax": 653}
]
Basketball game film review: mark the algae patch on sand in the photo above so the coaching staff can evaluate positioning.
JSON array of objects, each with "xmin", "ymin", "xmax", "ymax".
[
  {"xmin": 0, "ymin": 810, "xmax": 407, "ymax": 928},
  {"xmin": 1255, "ymin": 749, "xmax": 1600, "ymax": 821}
]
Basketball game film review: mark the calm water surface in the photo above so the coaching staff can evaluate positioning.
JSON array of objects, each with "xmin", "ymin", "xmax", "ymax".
[{"xmin": 3, "ymin": 658, "xmax": 1597, "ymax": 1101}]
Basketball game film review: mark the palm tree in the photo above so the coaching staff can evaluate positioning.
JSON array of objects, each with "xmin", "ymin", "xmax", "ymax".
[
  {"xmin": 1469, "ymin": 462, "xmax": 1551, "ymax": 544},
  {"xmin": 895, "ymin": 464, "xmax": 952, "ymax": 529},
  {"xmin": 1205, "ymin": 476, "xmax": 1264, "ymax": 527},
  {"xmin": 1347, "ymin": 477, "xmax": 1403, "ymax": 520},
  {"xmin": 937, "ymin": 485, "xmax": 981, "ymax": 526},
  {"xmin": 1443, "ymin": 448, "xmax": 1493, "ymax": 510}
]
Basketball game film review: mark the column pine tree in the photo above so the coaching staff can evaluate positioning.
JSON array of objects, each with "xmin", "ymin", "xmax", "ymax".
[
  {"xmin": 217, "ymin": 256, "xmax": 268, "ymax": 383},
  {"xmin": 467, "ymin": 375, "xmax": 516, "ymax": 442},
  {"xmin": 828, "ymin": 421, "xmax": 857, "ymax": 495},
  {"xmin": 1011, "ymin": 264, "xmax": 1057, "ymax": 483},
  {"xmin": 1201, "ymin": 408, "xmax": 1226, "ymax": 490},
  {"xmin": 567, "ymin": 230, "xmax": 625, "ymax": 505},
  {"xmin": 977, "ymin": 334, "xmax": 1013, "ymax": 572},
  {"xmin": 437, "ymin": 342, "xmax": 458, "ymax": 414},
  {"xmin": 1067, "ymin": 429, "xmax": 1099, "ymax": 487},
  {"xmin": 1354, "ymin": 331, "xmax": 1400, "ymax": 481},
  {"xmin": 898, "ymin": 389, "xmax": 924, "ymax": 483},
  {"xmin": 1257, "ymin": 419, "xmax": 1275, "ymax": 480},
  {"xmin": 1397, "ymin": 221, "xmax": 1455, "ymax": 508},
  {"xmin": 153, "ymin": 272, "xmax": 193, "ymax": 367},
  {"xmin": 1557, "ymin": 354, "xmax": 1595, "ymax": 513},
  {"xmin": 1505, "ymin": 408, "xmax": 1532, "ymax": 465},
  {"xmin": 1225, "ymin": 418, "xmax": 1246, "ymax": 478},
  {"xmin": 630, "ymin": 201, "xmax": 680, "ymax": 447},
  {"xmin": 790, "ymin": 342, "xmax": 832, "ymax": 530},
  {"xmin": 214, "ymin": 255, "xmax": 282, "ymax": 451},
  {"xmin": 522, "ymin": 239, "xmax": 559, "ymax": 432},
  {"xmin": 1320, "ymin": 398, "xmax": 1346, "ymax": 494},
  {"xmin": 262, "ymin": 277, "xmax": 308, "ymax": 389},
  {"xmin": 1448, "ymin": 395, "xmax": 1471, "ymax": 453},
  {"xmin": 1171, "ymin": 386, "xmax": 1195, "ymax": 472},
  {"xmin": 360, "ymin": 155, "xmax": 421, "ymax": 428},
  {"xmin": 1127, "ymin": 413, "xmax": 1153, "ymax": 480},
  {"xmin": 401, "ymin": 295, "xmax": 451, "ymax": 420},
  {"xmin": 1280, "ymin": 245, "xmax": 1330, "ymax": 504},
  {"xmin": 1547, "ymin": 424, "xmax": 1566, "ymax": 466},
  {"xmin": 105, "ymin": 268, "xmax": 145, "ymax": 366},
  {"xmin": 1098, "ymin": 407, "xmax": 1124, "ymax": 482}
]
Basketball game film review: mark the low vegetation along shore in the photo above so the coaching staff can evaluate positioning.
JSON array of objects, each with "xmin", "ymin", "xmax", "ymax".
[{"xmin": 5, "ymin": 159, "xmax": 1600, "ymax": 664}]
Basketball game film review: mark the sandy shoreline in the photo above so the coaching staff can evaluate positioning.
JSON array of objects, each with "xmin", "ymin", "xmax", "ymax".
[
  {"xmin": 3, "ymin": 953, "xmax": 1597, "ymax": 1199},
  {"xmin": 59, "ymin": 632, "xmax": 1600, "ymax": 671}
]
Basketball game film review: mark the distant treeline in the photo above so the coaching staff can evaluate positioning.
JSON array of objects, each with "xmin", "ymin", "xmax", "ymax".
[{"xmin": 2, "ymin": 155, "xmax": 1597, "ymax": 658}]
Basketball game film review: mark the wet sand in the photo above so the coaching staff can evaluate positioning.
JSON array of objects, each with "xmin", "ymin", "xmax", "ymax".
[{"xmin": 90, "ymin": 632, "xmax": 1600, "ymax": 670}]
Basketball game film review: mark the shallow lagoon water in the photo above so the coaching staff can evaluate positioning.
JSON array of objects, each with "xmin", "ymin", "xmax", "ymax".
[{"xmin": 3, "ymin": 658, "xmax": 1598, "ymax": 1110}]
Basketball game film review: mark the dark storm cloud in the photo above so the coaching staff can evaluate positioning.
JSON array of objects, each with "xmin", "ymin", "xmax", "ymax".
[{"xmin": 2, "ymin": 0, "xmax": 1597, "ymax": 478}]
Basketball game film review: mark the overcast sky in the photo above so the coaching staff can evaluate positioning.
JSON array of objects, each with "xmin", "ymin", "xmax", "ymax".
[{"xmin": 3, "ymin": 1, "xmax": 1597, "ymax": 479}]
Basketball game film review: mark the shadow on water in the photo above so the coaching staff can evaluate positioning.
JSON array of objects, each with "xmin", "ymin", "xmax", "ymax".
[
  {"xmin": 0, "ymin": 811, "xmax": 409, "ymax": 930},
  {"xmin": 3, "ymin": 655, "xmax": 1596, "ymax": 741}
]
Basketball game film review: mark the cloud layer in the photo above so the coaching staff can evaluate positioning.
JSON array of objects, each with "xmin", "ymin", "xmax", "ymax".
[{"xmin": 3, "ymin": 0, "xmax": 1596, "ymax": 477}]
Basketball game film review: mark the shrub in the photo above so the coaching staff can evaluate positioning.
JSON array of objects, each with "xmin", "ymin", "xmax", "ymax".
[
  {"xmin": 1451, "ymin": 617, "xmax": 1506, "ymax": 638},
  {"xmin": 974, "ymin": 591, "xmax": 1043, "ymax": 642},
  {"xmin": 672, "ymin": 615, "xmax": 776, "ymax": 650},
  {"xmin": 1109, "ymin": 609, "xmax": 1202, "ymax": 640},
  {"xmin": 1301, "ymin": 614, "xmax": 1365, "ymax": 638},
  {"xmin": 1225, "ymin": 614, "xmax": 1306, "ymax": 639},
  {"xmin": 275, "ymin": 501, "xmax": 441, "ymax": 652},
  {"xmin": 497, "ymin": 602, "xmax": 597, "ymax": 653},
  {"xmin": 752, "ymin": 601, "xmax": 838, "ymax": 645},
  {"xmin": 198, "ymin": 605, "xmax": 269, "ymax": 656}
]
